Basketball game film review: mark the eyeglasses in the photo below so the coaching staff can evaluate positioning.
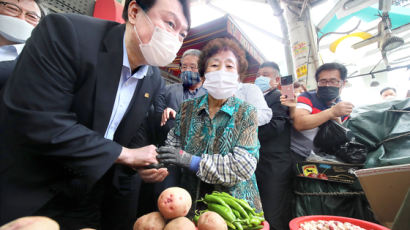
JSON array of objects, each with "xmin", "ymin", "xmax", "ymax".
[
  {"xmin": 0, "ymin": 1, "xmax": 41, "ymax": 25},
  {"xmin": 180, "ymin": 64, "xmax": 198, "ymax": 71},
  {"xmin": 317, "ymin": 79, "xmax": 342, "ymax": 87}
]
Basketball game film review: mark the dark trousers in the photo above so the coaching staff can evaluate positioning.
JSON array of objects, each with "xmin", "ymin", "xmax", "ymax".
[
  {"xmin": 256, "ymin": 151, "xmax": 293, "ymax": 230},
  {"xmin": 35, "ymin": 167, "xmax": 142, "ymax": 230}
]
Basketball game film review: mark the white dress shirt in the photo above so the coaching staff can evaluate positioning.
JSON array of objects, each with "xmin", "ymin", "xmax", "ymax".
[
  {"xmin": 235, "ymin": 83, "xmax": 272, "ymax": 126},
  {"xmin": 104, "ymin": 35, "xmax": 148, "ymax": 140},
  {"xmin": 0, "ymin": 43, "xmax": 24, "ymax": 61}
]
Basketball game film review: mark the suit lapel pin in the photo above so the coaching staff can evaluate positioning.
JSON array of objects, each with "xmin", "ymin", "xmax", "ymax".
[{"xmin": 144, "ymin": 93, "xmax": 150, "ymax": 98}]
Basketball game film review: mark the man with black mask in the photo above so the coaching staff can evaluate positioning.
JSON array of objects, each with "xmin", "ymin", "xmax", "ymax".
[{"xmin": 290, "ymin": 62, "xmax": 354, "ymax": 161}]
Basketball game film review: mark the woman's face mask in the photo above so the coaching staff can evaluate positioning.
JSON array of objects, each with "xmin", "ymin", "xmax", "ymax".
[
  {"xmin": 203, "ymin": 70, "xmax": 239, "ymax": 99},
  {"xmin": 133, "ymin": 11, "xmax": 182, "ymax": 67},
  {"xmin": 0, "ymin": 15, "xmax": 34, "ymax": 44}
]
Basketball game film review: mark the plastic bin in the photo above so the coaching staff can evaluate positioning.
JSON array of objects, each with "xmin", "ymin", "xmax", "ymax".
[{"xmin": 289, "ymin": 215, "xmax": 389, "ymax": 230}]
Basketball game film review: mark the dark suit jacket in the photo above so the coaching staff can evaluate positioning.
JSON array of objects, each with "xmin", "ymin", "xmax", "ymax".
[
  {"xmin": 258, "ymin": 89, "xmax": 291, "ymax": 154},
  {"xmin": 0, "ymin": 59, "xmax": 16, "ymax": 89},
  {"xmin": 0, "ymin": 13, "xmax": 164, "ymax": 225},
  {"xmin": 164, "ymin": 83, "xmax": 207, "ymax": 111}
]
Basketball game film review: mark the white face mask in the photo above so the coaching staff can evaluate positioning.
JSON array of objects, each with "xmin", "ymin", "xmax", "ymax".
[
  {"xmin": 203, "ymin": 70, "xmax": 239, "ymax": 99},
  {"xmin": 383, "ymin": 95, "xmax": 396, "ymax": 101},
  {"xmin": 133, "ymin": 12, "xmax": 182, "ymax": 67},
  {"xmin": 0, "ymin": 15, "xmax": 34, "ymax": 44}
]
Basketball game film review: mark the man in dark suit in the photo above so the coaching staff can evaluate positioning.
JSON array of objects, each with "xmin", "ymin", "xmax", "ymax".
[
  {"xmin": 0, "ymin": 0, "xmax": 190, "ymax": 229},
  {"xmin": 254, "ymin": 62, "xmax": 293, "ymax": 230}
]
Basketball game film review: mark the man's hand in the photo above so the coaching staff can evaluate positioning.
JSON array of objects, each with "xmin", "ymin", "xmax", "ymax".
[
  {"xmin": 116, "ymin": 145, "xmax": 158, "ymax": 169},
  {"xmin": 161, "ymin": 108, "xmax": 176, "ymax": 126},
  {"xmin": 137, "ymin": 168, "xmax": 169, "ymax": 183},
  {"xmin": 280, "ymin": 95, "xmax": 297, "ymax": 108},
  {"xmin": 330, "ymin": 101, "xmax": 354, "ymax": 118},
  {"xmin": 156, "ymin": 146, "xmax": 192, "ymax": 168}
]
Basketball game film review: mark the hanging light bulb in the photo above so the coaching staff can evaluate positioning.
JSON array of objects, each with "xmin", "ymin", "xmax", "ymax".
[{"xmin": 370, "ymin": 73, "xmax": 380, "ymax": 87}]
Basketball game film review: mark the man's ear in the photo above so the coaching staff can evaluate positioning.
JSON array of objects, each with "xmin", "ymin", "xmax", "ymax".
[{"xmin": 128, "ymin": 1, "xmax": 141, "ymax": 24}]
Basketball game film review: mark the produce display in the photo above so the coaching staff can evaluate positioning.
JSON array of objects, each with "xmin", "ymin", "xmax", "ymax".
[
  {"xmin": 197, "ymin": 211, "xmax": 227, "ymax": 230},
  {"xmin": 299, "ymin": 220, "xmax": 366, "ymax": 230},
  {"xmin": 133, "ymin": 212, "xmax": 165, "ymax": 230},
  {"xmin": 194, "ymin": 191, "xmax": 265, "ymax": 230},
  {"xmin": 134, "ymin": 187, "xmax": 264, "ymax": 230},
  {"xmin": 164, "ymin": 217, "xmax": 196, "ymax": 230},
  {"xmin": 0, "ymin": 216, "xmax": 60, "ymax": 230},
  {"xmin": 157, "ymin": 187, "xmax": 192, "ymax": 219},
  {"xmin": 134, "ymin": 187, "xmax": 192, "ymax": 230}
]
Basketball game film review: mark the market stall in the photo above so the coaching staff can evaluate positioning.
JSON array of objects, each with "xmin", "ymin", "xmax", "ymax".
[{"xmin": 160, "ymin": 15, "xmax": 266, "ymax": 84}]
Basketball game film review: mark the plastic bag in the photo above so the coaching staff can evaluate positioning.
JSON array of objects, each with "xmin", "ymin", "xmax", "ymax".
[
  {"xmin": 334, "ymin": 139, "xmax": 368, "ymax": 164},
  {"xmin": 344, "ymin": 99, "xmax": 410, "ymax": 168},
  {"xmin": 314, "ymin": 120, "xmax": 353, "ymax": 153}
]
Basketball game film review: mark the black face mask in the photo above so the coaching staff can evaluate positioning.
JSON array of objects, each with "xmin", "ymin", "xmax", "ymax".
[{"xmin": 317, "ymin": 86, "xmax": 340, "ymax": 102}]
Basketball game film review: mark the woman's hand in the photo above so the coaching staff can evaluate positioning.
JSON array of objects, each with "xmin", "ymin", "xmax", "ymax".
[
  {"xmin": 161, "ymin": 108, "xmax": 176, "ymax": 126},
  {"xmin": 156, "ymin": 146, "xmax": 193, "ymax": 169}
]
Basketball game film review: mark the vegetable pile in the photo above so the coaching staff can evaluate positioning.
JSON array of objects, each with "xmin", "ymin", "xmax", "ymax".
[
  {"xmin": 194, "ymin": 191, "xmax": 265, "ymax": 230},
  {"xmin": 134, "ymin": 187, "xmax": 194, "ymax": 230}
]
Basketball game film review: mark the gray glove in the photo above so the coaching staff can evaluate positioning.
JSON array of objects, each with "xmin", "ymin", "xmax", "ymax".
[{"xmin": 156, "ymin": 146, "xmax": 193, "ymax": 169}]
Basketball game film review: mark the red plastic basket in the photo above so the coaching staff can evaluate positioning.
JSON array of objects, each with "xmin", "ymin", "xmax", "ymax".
[
  {"xmin": 289, "ymin": 215, "xmax": 390, "ymax": 230},
  {"xmin": 261, "ymin": 220, "xmax": 269, "ymax": 230}
]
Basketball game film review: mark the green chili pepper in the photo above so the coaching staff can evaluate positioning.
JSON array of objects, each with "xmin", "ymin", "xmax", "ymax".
[
  {"xmin": 208, "ymin": 203, "xmax": 236, "ymax": 223},
  {"xmin": 233, "ymin": 221, "xmax": 244, "ymax": 230},
  {"xmin": 234, "ymin": 198, "xmax": 257, "ymax": 216},
  {"xmin": 248, "ymin": 225, "xmax": 264, "ymax": 230},
  {"xmin": 255, "ymin": 211, "xmax": 264, "ymax": 217},
  {"xmin": 205, "ymin": 194, "xmax": 230, "ymax": 208},
  {"xmin": 232, "ymin": 209, "xmax": 241, "ymax": 218},
  {"xmin": 226, "ymin": 221, "xmax": 236, "ymax": 229},
  {"xmin": 217, "ymin": 196, "xmax": 250, "ymax": 219},
  {"xmin": 249, "ymin": 215, "xmax": 265, "ymax": 222},
  {"xmin": 249, "ymin": 217, "xmax": 262, "ymax": 226},
  {"xmin": 193, "ymin": 214, "xmax": 200, "ymax": 224}
]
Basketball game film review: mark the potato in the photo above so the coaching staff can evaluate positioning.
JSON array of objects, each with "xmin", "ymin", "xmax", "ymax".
[
  {"xmin": 197, "ymin": 211, "xmax": 227, "ymax": 230},
  {"xmin": 133, "ymin": 212, "xmax": 166, "ymax": 230},
  {"xmin": 0, "ymin": 216, "xmax": 59, "ymax": 230},
  {"xmin": 164, "ymin": 217, "xmax": 195, "ymax": 230},
  {"xmin": 157, "ymin": 187, "xmax": 192, "ymax": 219}
]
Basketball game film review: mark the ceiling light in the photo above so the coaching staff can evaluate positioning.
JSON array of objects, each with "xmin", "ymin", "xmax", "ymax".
[
  {"xmin": 370, "ymin": 74, "xmax": 380, "ymax": 87},
  {"xmin": 382, "ymin": 36, "xmax": 405, "ymax": 52}
]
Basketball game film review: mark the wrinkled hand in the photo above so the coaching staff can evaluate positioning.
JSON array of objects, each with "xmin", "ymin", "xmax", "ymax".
[
  {"xmin": 116, "ymin": 145, "xmax": 158, "ymax": 169},
  {"xmin": 161, "ymin": 108, "xmax": 176, "ymax": 126},
  {"xmin": 330, "ymin": 101, "xmax": 354, "ymax": 118},
  {"xmin": 280, "ymin": 95, "xmax": 297, "ymax": 108},
  {"xmin": 156, "ymin": 146, "xmax": 192, "ymax": 168},
  {"xmin": 137, "ymin": 168, "xmax": 169, "ymax": 183}
]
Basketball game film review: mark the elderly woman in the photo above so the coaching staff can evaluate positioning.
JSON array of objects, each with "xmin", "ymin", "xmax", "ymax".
[{"xmin": 157, "ymin": 38, "xmax": 262, "ymax": 212}]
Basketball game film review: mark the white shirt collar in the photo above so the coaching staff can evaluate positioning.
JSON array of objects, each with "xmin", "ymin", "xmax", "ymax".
[
  {"xmin": 122, "ymin": 34, "xmax": 148, "ymax": 80},
  {"xmin": 0, "ymin": 43, "xmax": 24, "ymax": 61}
]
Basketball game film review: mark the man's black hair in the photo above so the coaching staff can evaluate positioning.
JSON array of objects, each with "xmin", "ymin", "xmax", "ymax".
[
  {"xmin": 260, "ymin": 61, "xmax": 280, "ymax": 73},
  {"xmin": 315, "ymin": 62, "xmax": 347, "ymax": 82},
  {"xmin": 380, "ymin": 87, "xmax": 396, "ymax": 95},
  {"xmin": 122, "ymin": 0, "xmax": 190, "ymax": 28},
  {"xmin": 33, "ymin": 0, "xmax": 46, "ymax": 18}
]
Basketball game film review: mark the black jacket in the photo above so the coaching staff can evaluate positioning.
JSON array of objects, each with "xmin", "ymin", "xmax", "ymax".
[
  {"xmin": 0, "ymin": 59, "xmax": 16, "ymax": 89},
  {"xmin": 0, "ymin": 13, "xmax": 164, "ymax": 224},
  {"xmin": 258, "ymin": 89, "xmax": 291, "ymax": 154}
]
